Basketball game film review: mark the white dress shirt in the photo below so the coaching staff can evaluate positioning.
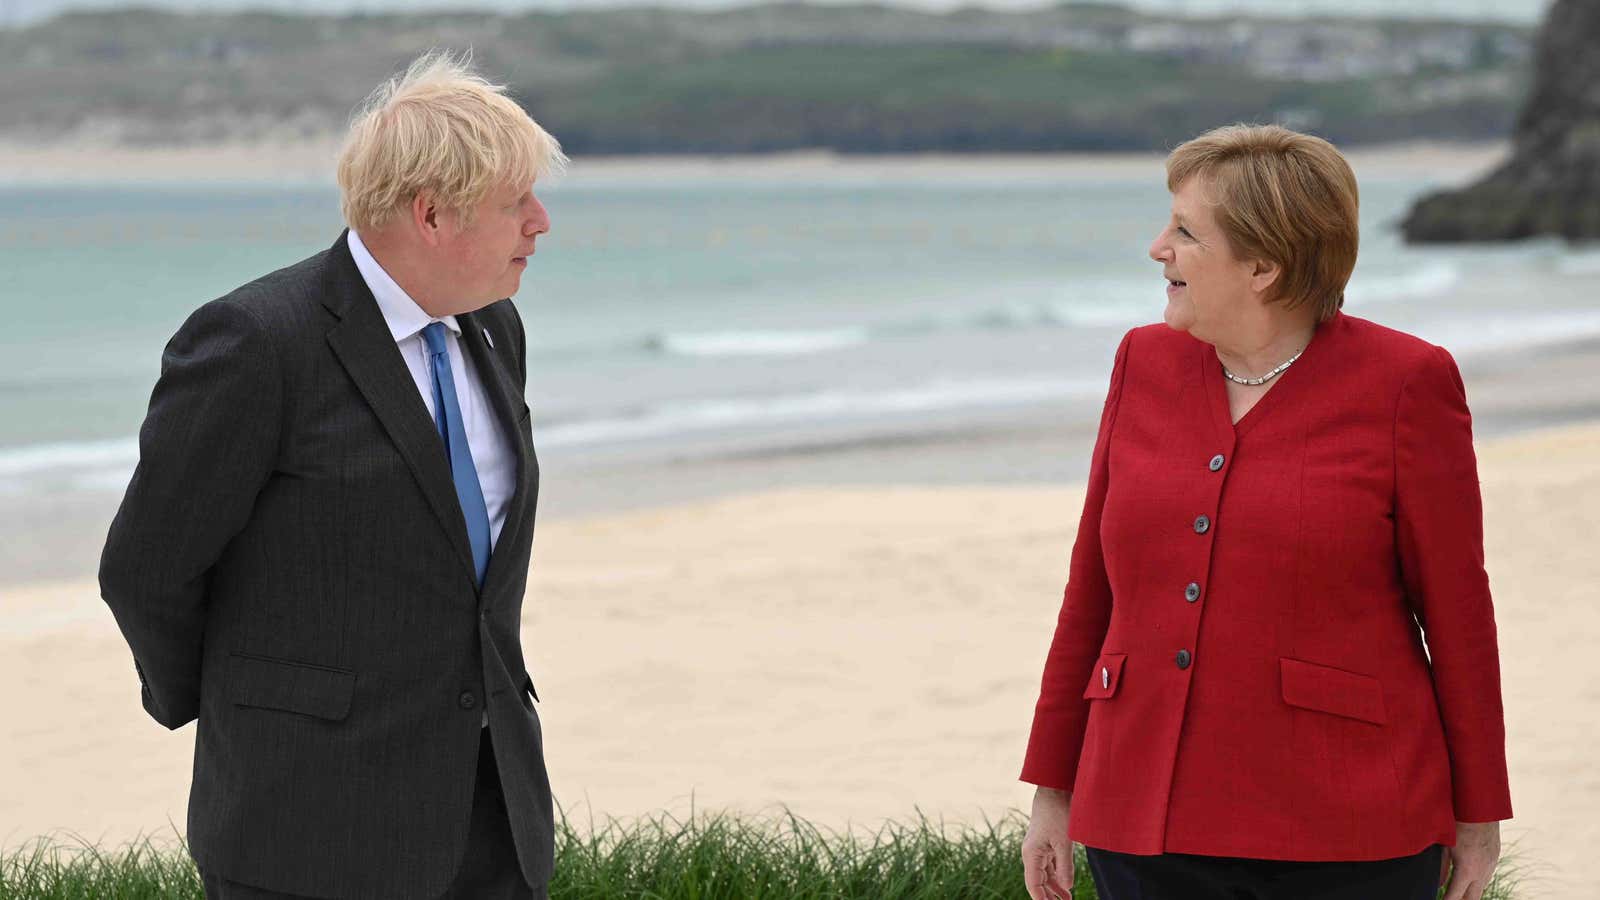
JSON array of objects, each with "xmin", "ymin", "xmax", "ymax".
[
  {"xmin": 350, "ymin": 232, "xmax": 515, "ymax": 728},
  {"xmin": 347, "ymin": 230, "xmax": 516, "ymax": 553}
]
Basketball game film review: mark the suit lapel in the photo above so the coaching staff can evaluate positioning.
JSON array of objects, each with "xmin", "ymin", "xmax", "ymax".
[
  {"xmin": 457, "ymin": 307, "xmax": 537, "ymax": 595},
  {"xmin": 320, "ymin": 233, "xmax": 479, "ymax": 588}
]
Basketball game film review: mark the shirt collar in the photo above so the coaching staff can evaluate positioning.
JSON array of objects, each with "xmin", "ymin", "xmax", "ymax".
[{"xmin": 347, "ymin": 230, "xmax": 461, "ymax": 344}]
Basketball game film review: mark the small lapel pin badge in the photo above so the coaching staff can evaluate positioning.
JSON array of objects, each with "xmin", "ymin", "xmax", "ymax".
[{"xmin": 483, "ymin": 328, "xmax": 495, "ymax": 349}]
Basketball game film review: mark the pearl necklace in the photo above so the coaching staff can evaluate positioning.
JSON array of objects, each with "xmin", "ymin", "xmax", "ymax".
[{"xmin": 1221, "ymin": 347, "xmax": 1305, "ymax": 386}]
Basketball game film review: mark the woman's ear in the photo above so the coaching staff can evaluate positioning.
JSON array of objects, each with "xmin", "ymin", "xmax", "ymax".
[{"xmin": 1249, "ymin": 256, "xmax": 1282, "ymax": 296}]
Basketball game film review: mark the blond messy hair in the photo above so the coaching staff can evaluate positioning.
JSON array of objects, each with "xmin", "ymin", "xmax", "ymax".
[
  {"xmin": 1166, "ymin": 124, "xmax": 1359, "ymax": 323},
  {"xmin": 338, "ymin": 50, "xmax": 567, "ymax": 233}
]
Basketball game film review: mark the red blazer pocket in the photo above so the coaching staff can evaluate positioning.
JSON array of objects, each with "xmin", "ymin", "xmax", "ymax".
[
  {"xmin": 1082, "ymin": 653, "xmax": 1127, "ymax": 700},
  {"xmin": 1280, "ymin": 657, "xmax": 1387, "ymax": 725}
]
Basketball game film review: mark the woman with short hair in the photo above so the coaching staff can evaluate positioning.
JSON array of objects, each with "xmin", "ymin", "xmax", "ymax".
[{"xmin": 1018, "ymin": 124, "xmax": 1511, "ymax": 900}]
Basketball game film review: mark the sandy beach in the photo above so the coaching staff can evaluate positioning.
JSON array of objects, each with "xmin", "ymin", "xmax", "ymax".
[
  {"xmin": 4, "ymin": 137, "xmax": 1594, "ymax": 895},
  {"xmin": 1, "ymin": 138, "xmax": 1511, "ymax": 187},
  {"xmin": 2, "ymin": 416, "xmax": 1596, "ymax": 898}
]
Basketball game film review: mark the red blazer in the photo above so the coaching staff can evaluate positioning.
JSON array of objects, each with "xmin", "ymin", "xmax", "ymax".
[{"xmin": 1021, "ymin": 312, "xmax": 1512, "ymax": 861}]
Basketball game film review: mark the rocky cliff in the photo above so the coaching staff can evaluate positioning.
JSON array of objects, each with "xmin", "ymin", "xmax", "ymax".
[{"xmin": 1403, "ymin": 0, "xmax": 1600, "ymax": 242}]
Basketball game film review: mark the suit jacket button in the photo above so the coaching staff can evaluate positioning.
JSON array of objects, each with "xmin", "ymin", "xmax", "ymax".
[
  {"xmin": 1209, "ymin": 454, "xmax": 1225, "ymax": 472},
  {"xmin": 1102, "ymin": 667, "xmax": 1110, "ymax": 690},
  {"xmin": 459, "ymin": 691, "xmax": 478, "ymax": 710},
  {"xmin": 1176, "ymin": 649, "xmax": 1192, "ymax": 670},
  {"xmin": 1193, "ymin": 515, "xmax": 1211, "ymax": 534},
  {"xmin": 1185, "ymin": 582, "xmax": 1201, "ymax": 602}
]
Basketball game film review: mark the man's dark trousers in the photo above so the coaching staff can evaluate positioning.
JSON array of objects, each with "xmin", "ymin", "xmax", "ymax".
[{"xmin": 200, "ymin": 731, "xmax": 532, "ymax": 900}]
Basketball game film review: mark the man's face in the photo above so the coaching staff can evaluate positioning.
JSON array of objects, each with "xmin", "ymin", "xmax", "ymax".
[{"xmin": 437, "ymin": 181, "xmax": 550, "ymax": 311}]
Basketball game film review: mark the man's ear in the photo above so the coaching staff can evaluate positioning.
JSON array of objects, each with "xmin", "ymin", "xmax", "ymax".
[{"xmin": 410, "ymin": 192, "xmax": 442, "ymax": 246}]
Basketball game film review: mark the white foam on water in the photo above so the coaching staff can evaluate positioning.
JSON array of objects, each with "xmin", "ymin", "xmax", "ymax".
[
  {"xmin": 652, "ymin": 327, "xmax": 871, "ymax": 357},
  {"xmin": 10, "ymin": 303, "xmax": 1599, "ymax": 498},
  {"xmin": 0, "ymin": 376, "xmax": 1105, "ymax": 492},
  {"xmin": 538, "ymin": 375, "xmax": 1107, "ymax": 448},
  {"xmin": 1345, "ymin": 263, "xmax": 1461, "ymax": 306},
  {"xmin": 0, "ymin": 437, "xmax": 138, "ymax": 498},
  {"xmin": 0, "ymin": 437, "xmax": 138, "ymax": 478},
  {"xmin": 1044, "ymin": 302, "xmax": 1155, "ymax": 329},
  {"xmin": 1414, "ymin": 309, "xmax": 1600, "ymax": 355}
]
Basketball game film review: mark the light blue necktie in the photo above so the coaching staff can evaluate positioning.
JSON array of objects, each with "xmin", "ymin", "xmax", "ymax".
[{"xmin": 421, "ymin": 322, "xmax": 491, "ymax": 587}]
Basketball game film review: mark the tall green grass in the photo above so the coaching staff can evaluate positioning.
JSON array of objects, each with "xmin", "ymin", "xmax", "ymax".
[
  {"xmin": 553, "ymin": 810, "xmax": 1033, "ymax": 899},
  {"xmin": 0, "ymin": 835, "xmax": 203, "ymax": 900},
  {"xmin": 0, "ymin": 812, "xmax": 1525, "ymax": 899}
]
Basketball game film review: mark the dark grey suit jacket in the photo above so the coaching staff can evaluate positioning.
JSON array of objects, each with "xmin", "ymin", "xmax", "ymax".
[{"xmin": 99, "ymin": 232, "xmax": 552, "ymax": 899}]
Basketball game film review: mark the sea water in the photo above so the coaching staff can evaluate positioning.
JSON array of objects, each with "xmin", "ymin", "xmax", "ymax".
[{"xmin": 3, "ymin": 161, "xmax": 1595, "ymax": 499}]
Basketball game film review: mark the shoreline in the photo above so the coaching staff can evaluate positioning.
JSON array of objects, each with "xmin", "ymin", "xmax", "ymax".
[
  {"xmin": 2, "ymin": 139, "xmax": 1511, "ymax": 186},
  {"xmin": 3, "ymin": 331, "xmax": 1600, "ymax": 589}
]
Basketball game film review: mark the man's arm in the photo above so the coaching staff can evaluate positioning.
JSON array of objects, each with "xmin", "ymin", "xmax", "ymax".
[{"xmin": 99, "ymin": 297, "xmax": 283, "ymax": 729}]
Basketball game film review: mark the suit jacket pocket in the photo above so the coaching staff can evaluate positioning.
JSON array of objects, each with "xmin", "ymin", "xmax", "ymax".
[
  {"xmin": 227, "ymin": 651, "xmax": 356, "ymax": 722},
  {"xmin": 1280, "ymin": 657, "xmax": 1386, "ymax": 725},
  {"xmin": 1082, "ymin": 653, "xmax": 1127, "ymax": 700}
]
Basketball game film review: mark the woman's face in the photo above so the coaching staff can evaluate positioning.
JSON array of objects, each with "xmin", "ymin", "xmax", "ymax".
[{"xmin": 1148, "ymin": 177, "xmax": 1264, "ymax": 342}]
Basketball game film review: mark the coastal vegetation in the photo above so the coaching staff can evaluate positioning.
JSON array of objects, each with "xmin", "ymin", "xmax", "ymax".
[
  {"xmin": 0, "ymin": 3, "xmax": 1530, "ymax": 154},
  {"xmin": 0, "ymin": 811, "xmax": 1526, "ymax": 899}
]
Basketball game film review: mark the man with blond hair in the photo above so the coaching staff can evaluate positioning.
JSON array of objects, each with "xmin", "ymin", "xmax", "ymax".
[{"xmin": 100, "ymin": 52, "xmax": 566, "ymax": 899}]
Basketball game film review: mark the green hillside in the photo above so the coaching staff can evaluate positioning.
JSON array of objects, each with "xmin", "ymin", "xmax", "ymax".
[{"xmin": 0, "ymin": 4, "xmax": 1532, "ymax": 153}]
